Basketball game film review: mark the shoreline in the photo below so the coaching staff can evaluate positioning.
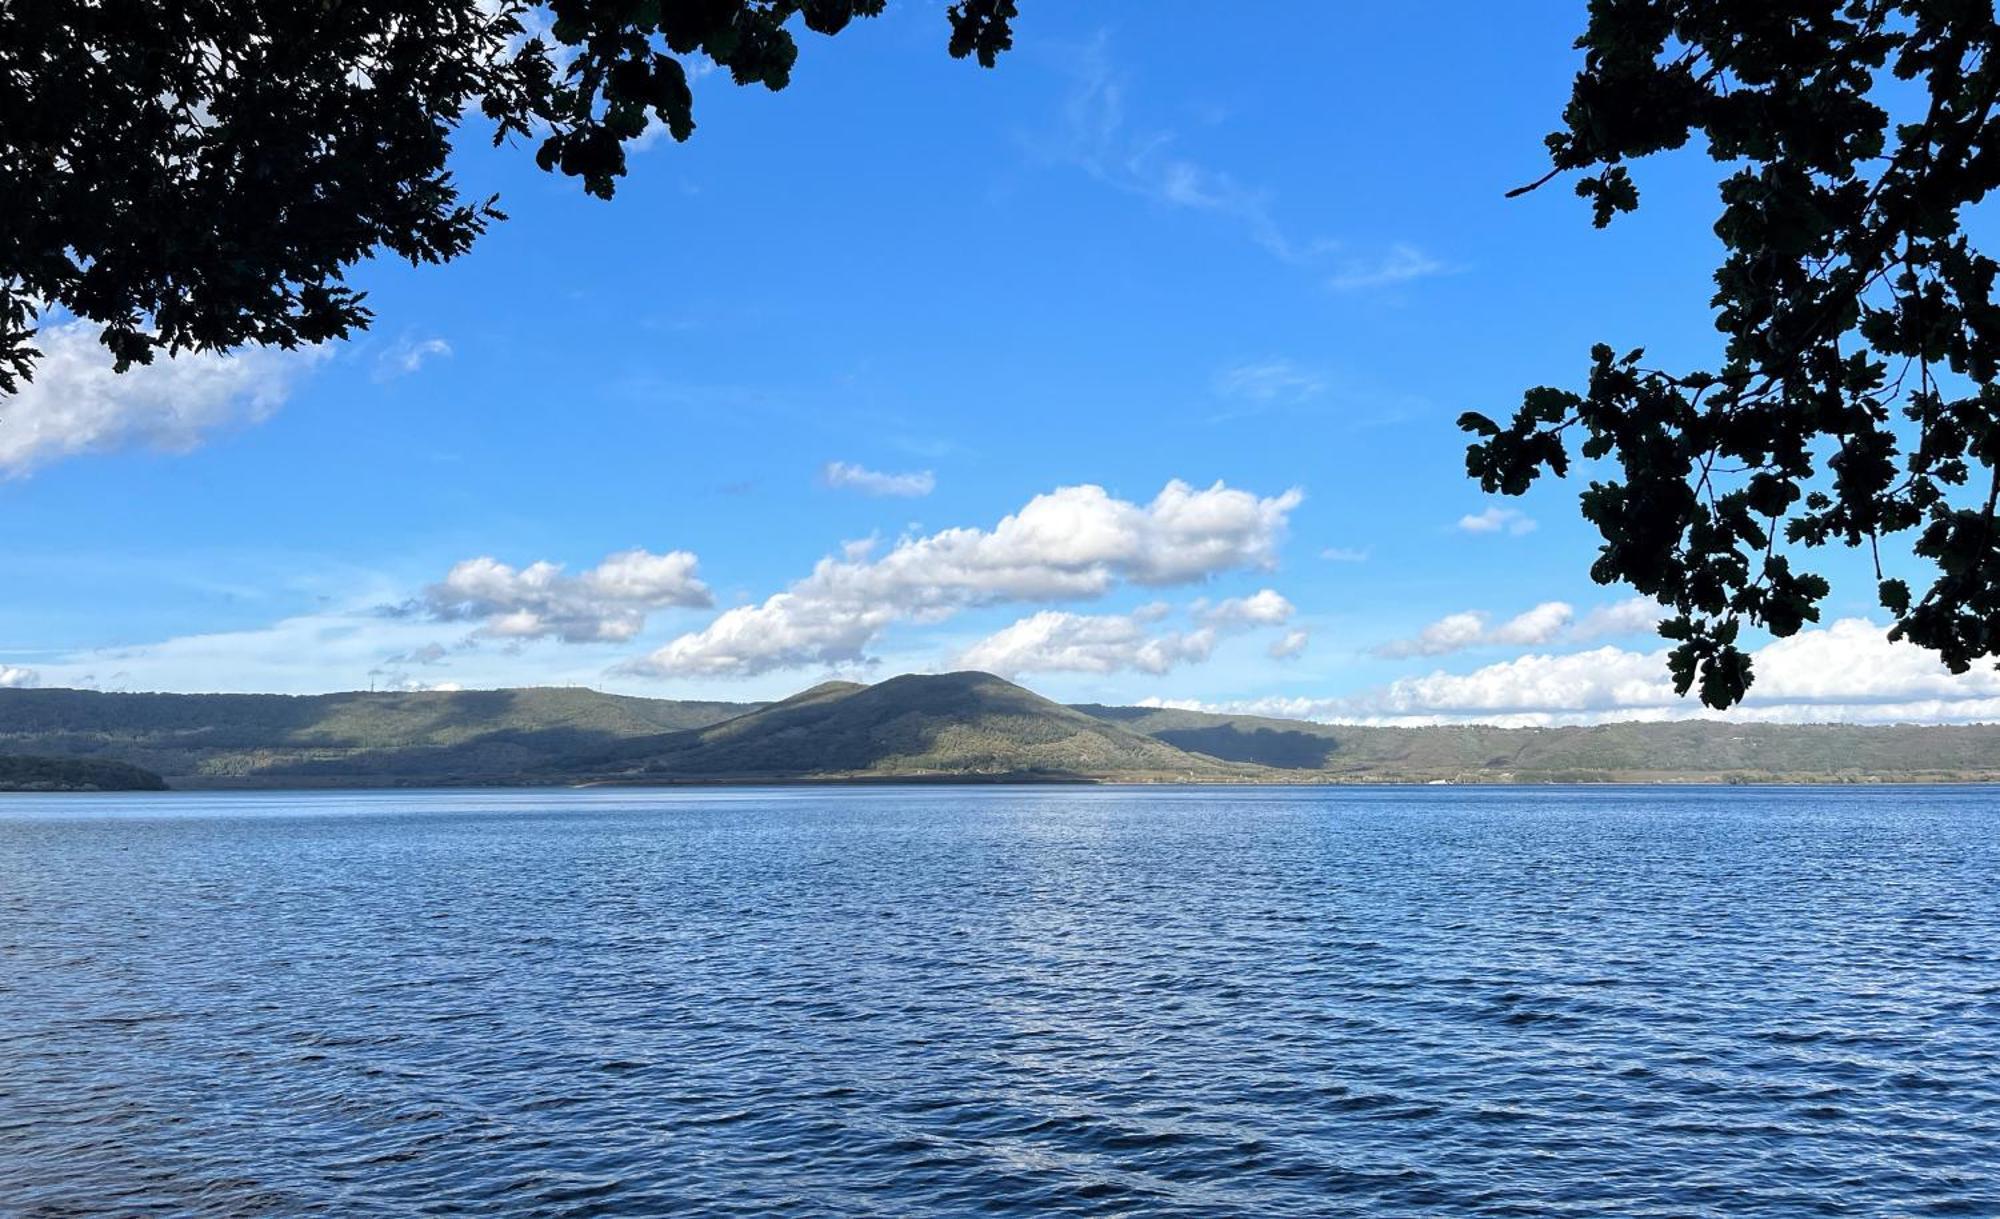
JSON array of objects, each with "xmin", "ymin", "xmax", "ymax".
[{"xmin": 101, "ymin": 771, "xmax": 2000, "ymax": 792}]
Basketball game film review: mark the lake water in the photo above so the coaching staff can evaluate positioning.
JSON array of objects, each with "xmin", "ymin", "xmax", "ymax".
[{"xmin": 2, "ymin": 785, "xmax": 1997, "ymax": 1216}]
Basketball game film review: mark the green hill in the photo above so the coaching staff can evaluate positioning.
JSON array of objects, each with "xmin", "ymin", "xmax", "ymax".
[
  {"xmin": 0, "ymin": 687, "xmax": 758, "ymax": 785},
  {"xmin": 2, "ymin": 678, "xmax": 1997, "ymax": 787},
  {"xmin": 579, "ymin": 672, "xmax": 1247, "ymax": 782},
  {"xmin": 1078, "ymin": 705, "xmax": 2000, "ymax": 782}
]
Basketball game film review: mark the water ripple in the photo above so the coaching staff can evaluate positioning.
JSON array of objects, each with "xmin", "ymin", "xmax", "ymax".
[{"xmin": 1, "ymin": 785, "xmax": 1997, "ymax": 1216}]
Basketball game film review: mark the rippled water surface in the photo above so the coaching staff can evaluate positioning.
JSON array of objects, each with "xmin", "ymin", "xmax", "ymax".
[{"xmin": 3, "ymin": 786, "xmax": 1998, "ymax": 1216}]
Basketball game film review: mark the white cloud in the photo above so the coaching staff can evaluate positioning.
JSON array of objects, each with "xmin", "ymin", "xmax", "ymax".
[
  {"xmin": 963, "ymin": 587, "xmax": 1297, "ymax": 678},
  {"xmin": 1, "ymin": 320, "xmax": 328, "ymax": 476},
  {"xmin": 1321, "ymin": 546, "xmax": 1369, "ymax": 562},
  {"xmin": 627, "ymin": 479, "xmax": 1303, "ymax": 678},
  {"xmin": 374, "ymin": 336, "xmax": 452, "ymax": 381},
  {"xmin": 1196, "ymin": 588, "xmax": 1295, "ymax": 628},
  {"xmin": 1327, "ymin": 243, "xmax": 1454, "ymax": 292},
  {"xmin": 1489, "ymin": 601, "xmax": 1575, "ymax": 647},
  {"xmin": 960, "ymin": 610, "xmax": 1217, "ymax": 677},
  {"xmin": 1269, "ymin": 629, "xmax": 1310, "ymax": 661},
  {"xmin": 413, "ymin": 548, "xmax": 712, "ymax": 643},
  {"xmin": 1173, "ymin": 618, "xmax": 2000, "ymax": 727},
  {"xmin": 822, "ymin": 460, "xmax": 936, "ymax": 498},
  {"xmin": 1213, "ymin": 359, "xmax": 1324, "ymax": 404},
  {"xmin": 1573, "ymin": 597, "xmax": 1663, "ymax": 640},
  {"xmin": 0, "ymin": 665, "xmax": 38, "ymax": 689},
  {"xmin": 1457, "ymin": 506, "xmax": 1538, "ymax": 536},
  {"xmin": 1375, "ymin": 597, "xmax": 1659, "ymax": 659},
  {"xmin": 1376, "ymin": 609, "xmax": 1492, "ymax": 659}
]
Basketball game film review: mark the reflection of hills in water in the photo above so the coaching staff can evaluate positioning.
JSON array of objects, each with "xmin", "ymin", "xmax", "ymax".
[{"xmin": 3, "ymin": 673, "xmax": 1999, "ymax": 787}]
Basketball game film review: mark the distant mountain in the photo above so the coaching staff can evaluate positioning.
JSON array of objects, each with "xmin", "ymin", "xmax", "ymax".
[
  {"xmin": 2, "ymin": 677, "xmax": 1996, "ymax": 788},
  {"xmin": 1078, "ymin": 704, "xmax": 2000, "ymax": 783},
  {"xmin": 575, "ymin": 672, "xmax": 1247, "ymax": 782}
]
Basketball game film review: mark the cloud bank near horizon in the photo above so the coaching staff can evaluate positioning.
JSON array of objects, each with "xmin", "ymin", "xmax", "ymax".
[{"xmin": 1148, "ymin": 618, "xmax": 2000, "ymax": 727}]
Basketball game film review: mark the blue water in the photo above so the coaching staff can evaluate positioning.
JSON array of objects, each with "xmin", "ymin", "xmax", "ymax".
[{"xmin": 2, "ymin": 786, "xmax": 1997, "ymax": 1216}]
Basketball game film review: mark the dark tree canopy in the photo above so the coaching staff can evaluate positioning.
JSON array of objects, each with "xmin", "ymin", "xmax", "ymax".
[
  {"xmin": 1465, "ymin": 1, "xmax": 2000, "ymax": 707},
  {"xmin": 0, "ymin": 0, "xmax": 1017, "ymax": 390}
]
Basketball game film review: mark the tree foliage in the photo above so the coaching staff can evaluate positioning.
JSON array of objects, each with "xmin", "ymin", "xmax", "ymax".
[
  {"xmin": 0, "ymin": 0, "xmax": 1016, "ymax": 391},
  {"xmin": 1464, "ymin": 1, "xmax": 2000, "ymax": 707}
]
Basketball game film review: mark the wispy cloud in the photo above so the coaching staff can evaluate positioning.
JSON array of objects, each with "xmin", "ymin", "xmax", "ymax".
[
  {"xmin": 1037, "ymin": 40, "xmax": 1449, "ymax": 292},
  {"xmin": 1039, "ymin": 37, "xmax": 1336, "ymax": 264},
  {"xmin": 374, "ymin": 336, "xmax": 452, "ymax": 381},
  {"xmin": 1327, "ymin": 244, "xmax": 1455, "ymax": 293},
  {"xmin": 1212, "ymin": 358, "xmax": 1324, "ymax": 405},
  {"xmin": 821, "ymin": 461, "xmax": 936, "ymax": 498},
  {"xmin": 1321, "ymin": 546, "xmax": 1369, "ymax": 563}
]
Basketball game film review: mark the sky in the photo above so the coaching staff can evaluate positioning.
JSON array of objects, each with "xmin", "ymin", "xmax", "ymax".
[{"xmin": 5, "ymin": 3, "xmax": 1999, "ymax": 726}]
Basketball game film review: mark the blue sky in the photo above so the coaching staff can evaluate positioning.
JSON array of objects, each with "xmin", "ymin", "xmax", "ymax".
[{"xmin": 5, "ymin": 4, "xmax": 1996, "ymax": 724}]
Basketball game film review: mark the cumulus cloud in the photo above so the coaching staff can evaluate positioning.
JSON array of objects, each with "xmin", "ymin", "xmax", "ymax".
[
  {"xmin": 1, "ymin": 320, "xmax": 328, "ymax": 476},
  {"xmin": 1457, "ymin": 505, "xmax": 1537, "ymax": 536},
  {"xmin": 626, "ymin": 479, "xmax": 1303, "ymax": 678},
  {"xmin": 1573, "ymin": 597, "xmax": 1663, "ymax": 640},
  {"xmin": 374, "ymin": 336, "xmax": 452, "ymax": 381},
  {"xmin": 960, "ymin": 610, "xmax": 1217, "ymax": 677},
  {"xmin": 1269, "ymin": 629, "xmax": 1310, "ymax": 661},
  {"xmin": 0, "ymin": 665, "xmax": 39, "ymax": 689},
  {"xmin": 1376, "ymin": 603, "xmax": 1566, "ymax": 658},
  {"xmin": 1166, "ymin": 618, "xmax": 2000, "ymax": 727},
  {"xmin": 412, "ymin": 549, "xmax": 712, "ymax": 643},
  {"xmin": 1375, "ymin": 597, "xmax": 1659, "ymax": 659},
  {"xmin": 963, "ymin": 587, "xmax": 1297, "ymax": 678},
  {"xmin": 1196, "ymin": 589, "xmax": 1295, "ymax": 628},
  {"xmin": 822, "ymin": 461, "xmax": 936, "ymax": 498}
]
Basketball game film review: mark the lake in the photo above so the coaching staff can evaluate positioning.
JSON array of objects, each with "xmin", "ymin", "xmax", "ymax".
[{"xmin": 2, "ymin": 785, "xmax": 1996, "ymax": 1216}]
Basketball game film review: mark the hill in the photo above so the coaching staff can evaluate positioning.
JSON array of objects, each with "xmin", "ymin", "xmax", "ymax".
[
  {"xmin": 2, "ymin": 677, "xmax": 1997, "ymax": 787},
  {"xmin": 0, "ymin": 687, "xmax": 758, "ymax": 786},
  {"xmin": 0, "ymin": 754, "xmax": 168, "ymax": 792},
  {"xmin": 1078, "ymin": 705, "xmax": 2000, "ymax": 783},
  {"xmin": 573, "ymin": 672, "xmax": 1247, "ymax": 782}
]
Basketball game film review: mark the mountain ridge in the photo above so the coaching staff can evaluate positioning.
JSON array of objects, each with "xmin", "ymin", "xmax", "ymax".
[{"xmin": 2, "ymin": 676, "xmax": 1997, "ymax": 788}]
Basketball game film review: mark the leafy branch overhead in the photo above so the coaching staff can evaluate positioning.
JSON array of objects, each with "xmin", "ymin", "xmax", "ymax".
[
  {"xmin": 1464, "ymin": 1, "xmax": 2000, "ymax": 707},
  {"xmin": 0, "ymin": 0, "xmax": 1017, "ymax": 390}
]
